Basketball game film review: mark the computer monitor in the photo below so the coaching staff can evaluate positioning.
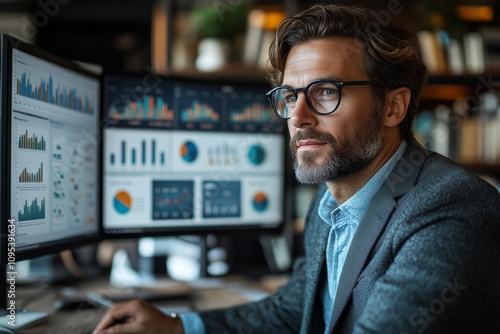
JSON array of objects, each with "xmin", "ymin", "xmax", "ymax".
[
  {"xmin": 0, "ymin": 35, "xmax": 101, "ymax": 263},
  {"xmin": 102, "ymin": 74, "xmax": 289, "ymax": 237}
]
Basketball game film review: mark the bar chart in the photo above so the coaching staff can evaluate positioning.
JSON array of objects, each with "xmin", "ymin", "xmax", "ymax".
[
  {"xmin": 176, "ymin": 84, "xmax": 222, "ymax": 131},
  {"xmin": 106, "ymin": 76, "xmax": 175, "ymax": 124},
  {"xmin": 108, "ymin": 94, "xmax": 174, "ymax": 121},
  {"xmin": 16, "ymin": 72, "xmax": 96, "ymax": 115},
  {"xmin": 105, "ymin": 129, "xmax": 170, "ymax": 171},
  {"xmin": 12, "ymin": 49, "xmax": 99, "ymax": 117},
  {"xmin": 109, "ymin": 139, "xmax": 166, "ymax": 166},
  {"xmin": 227, "ymin": 89, "xmax": 275, "ymax": 132},
  {"xmin": 19, "ymin": 162, "xmax": 43, "ymax": 183},
  {"xmin": 181, "ymin": 101, "xmax": 220, "ymax": 123},
  {"xmin": 18, "ymin": 197, "xmax": 46, "ymax": 221},
  {"xmin": 230, "ymin": 102, "xmax": 272, "ymax": 123},
  {"xmin": 18, "ymin": 129, "xmax": 46, "ymax": 151}
]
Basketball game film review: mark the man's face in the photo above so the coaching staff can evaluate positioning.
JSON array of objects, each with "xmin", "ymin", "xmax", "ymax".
[{"xmin": 283, "ymin": 38, "xmax": 384, "ymax": 184}]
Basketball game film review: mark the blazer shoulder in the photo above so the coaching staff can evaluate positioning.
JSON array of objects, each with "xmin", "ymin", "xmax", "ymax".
[
  {"xmin": 395, "ymin": 152, "xmax": 500, "ymax": 234},
  {"xmin": 418, "ymin": 153, "xmax": 499, "ymax": 201}
]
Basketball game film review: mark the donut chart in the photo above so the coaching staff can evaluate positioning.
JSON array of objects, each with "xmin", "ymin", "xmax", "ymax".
[
  {"xmin": 252, "ymin": 191, "xmax": 268, "ymax": 212},
  {"xmin": 180, "ymin": 140, "xmax": 198, "ymax": 163},
  {"xmin": 113, "ymin": 190, "xmax": 132, "ymax": 214},
  {"xmin": 248, "ymin": 144, "xmax": 265, "ymax": 165}
]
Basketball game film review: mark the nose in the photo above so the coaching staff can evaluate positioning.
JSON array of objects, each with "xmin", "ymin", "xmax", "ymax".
[{"xmin": 289, "ymin": 93, "xmax": 318, "ymax": 129}]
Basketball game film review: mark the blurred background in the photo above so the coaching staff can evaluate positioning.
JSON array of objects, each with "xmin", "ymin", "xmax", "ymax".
[
  {"xmin": 1, "ymin": 0, "xmax": 499, "ymax": 75},
  {"xmin": 2, "ymin": 0, "xmax": 500, "ymax": 282}
]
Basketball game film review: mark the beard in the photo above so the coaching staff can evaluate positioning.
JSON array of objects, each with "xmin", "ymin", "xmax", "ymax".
[{"xmin": 290, "ymin": 109, "xmax": 384, "ymax": 184}]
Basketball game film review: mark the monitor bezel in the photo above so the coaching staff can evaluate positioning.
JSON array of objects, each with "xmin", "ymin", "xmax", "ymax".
[
  {"xmin": 100, "ymin": 72, "xmax": 292, "ymax": 239},
  {"xmin": 0, "ymin": 35, "xmax": 103, "ymax": 263}
]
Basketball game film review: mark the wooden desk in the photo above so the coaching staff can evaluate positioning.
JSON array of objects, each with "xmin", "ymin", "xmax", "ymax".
[{"xmin": 13, "ymin": 275, "xmax": 285, "ymax": 333}]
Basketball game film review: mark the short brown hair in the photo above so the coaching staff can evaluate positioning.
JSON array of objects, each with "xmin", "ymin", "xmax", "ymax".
[{"xmin": 267, "ymin": 4, "xmax": 428, "ymax": 140}]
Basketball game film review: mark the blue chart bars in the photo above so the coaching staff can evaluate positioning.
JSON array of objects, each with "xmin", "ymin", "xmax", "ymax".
[
  {"xmin": 109, "ymin": 139, "xmax": 166, "ymax": 167},
  {"xmin": 17, "ymin": 72, "xmax": 95, "ymax": 114},
  {"xmin": 18, "ymin": 197, "xmax": 46, "ymax": 221}
]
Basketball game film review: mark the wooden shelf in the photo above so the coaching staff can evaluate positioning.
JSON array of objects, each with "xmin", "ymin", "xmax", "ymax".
[
  {"xmin": 170, "ymin": 64, "xmax": 269, "ymax": 84},
  {"xmin": 426, "ymin": 73, "xmax": 500, "ymax": 86},
  {"xmin": 460, "ymin": 163, "xmax": 500, "ymax": 174},
  {"xmin": 420, "ymin": 84, "xmax": 472, "ymax": 101}
]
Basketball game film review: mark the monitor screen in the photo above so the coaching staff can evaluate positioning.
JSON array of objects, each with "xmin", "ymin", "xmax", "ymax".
[
  {"xmin": 1, "ymin": 35, "xmax": 101, "ymax": 261},
  {"xmin": 102, "ymin": 74, "xmax": 288, "ymax": 236}
]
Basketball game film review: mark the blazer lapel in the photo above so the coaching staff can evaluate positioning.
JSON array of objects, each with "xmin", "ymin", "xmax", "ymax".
[
  {"xmin": 328, "ymin": 139, "xmax": 430, "ymax": 332},
  {"xmin": 302, "ymin": 214, "xmax": 331, "ymax": 333}
]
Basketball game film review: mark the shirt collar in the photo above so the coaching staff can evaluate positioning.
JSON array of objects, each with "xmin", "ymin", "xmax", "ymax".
[{"xmin": 318, "ymin": 141, "xmax": 408, "ymax": 226}]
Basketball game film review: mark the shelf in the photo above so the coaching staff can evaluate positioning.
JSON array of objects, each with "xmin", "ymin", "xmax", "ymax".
[
  {"xmin": 426, "ymin": 73, "xmax": 500, "ymax": 85},
  {"xmin": 420, "ymin": 84, "xmax": 472, "ymax": 101},
  {"xmin": 420, "ymin": 73, "xmax": 500, "ymax": 101},
  {"xmin": 170, "ymin": 64, "xmax": 269, "ymax": 85},
  {"xmin": 460, "ymin": 163, "xmax": 500, "ymax": 174}
]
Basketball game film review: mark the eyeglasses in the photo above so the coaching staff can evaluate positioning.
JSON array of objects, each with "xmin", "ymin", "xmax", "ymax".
[{"xmin": 266, "ymin": 79, "xmax": 375, "ymax": 119}]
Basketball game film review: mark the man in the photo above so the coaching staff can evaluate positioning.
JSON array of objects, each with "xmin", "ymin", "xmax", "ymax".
[{"xmin": 94, "ymin": 4, "xmax": 500, "ymax": 334}]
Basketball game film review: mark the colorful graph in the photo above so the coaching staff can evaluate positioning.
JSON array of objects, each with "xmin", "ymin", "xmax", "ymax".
[
  {"xmin": 109, "ymin": 139, "xmax": 166, "ymax": 167},
  {"xmin": 18, "ymin": 197, "xmax": 46, "ymax": 221},
  {"xmin": 113, "ymin": 190, "xmax": 132, "ymax": 215},
  {"xmin": 248, "ymin": 144, "xmax": 266, "ymax": 165},
  {"xmin": 252, "ymin": 192, "xmax": 269, "ymax": 212},
  {"xmin": 109, "ymin": 95, "xmax": 174, "ymax": 121},
  {"xmin": 17, "ymin": 73, "xmax": 95, "ymax": 114},
  {"xmin": 19, "ymin": 129, "xmax": 46, "ymax": 150},
  {"xmin": 180, "ymin": 141, "xmax": 198, "ymax": 163},
  {"xmin": 152, "ymin": 180, "xmax": 194, "ymax": 220},
  {"xmin": 19, "ymin": 163, "xmax": 43, "ymax": 183},
  {"xmin": 230, "ymin": 103, "xmax": 273, "ymax": 123},
  {"xmin": 181, "ymin": 101, "xmax": 219, "ymax": 123}
]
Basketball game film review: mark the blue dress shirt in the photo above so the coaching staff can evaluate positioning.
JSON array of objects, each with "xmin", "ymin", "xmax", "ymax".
[{"xmin": 320, "ymin": 141, "xmax": 407, "ymax": 332}]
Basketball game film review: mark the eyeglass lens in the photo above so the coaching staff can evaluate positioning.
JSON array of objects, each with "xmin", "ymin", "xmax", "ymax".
[{"xmin": 271, "ymin": 81, "xmax": 340, "ymax": 118}]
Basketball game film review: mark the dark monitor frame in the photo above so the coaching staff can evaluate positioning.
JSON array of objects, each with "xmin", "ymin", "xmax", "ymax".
[
  {"xmin": 0, "ymin": 35, "xmax": 102, "ymax": 263},
  {"xmin": 100, "ymin": 72, "xmax": 293, "ymax": 239}
]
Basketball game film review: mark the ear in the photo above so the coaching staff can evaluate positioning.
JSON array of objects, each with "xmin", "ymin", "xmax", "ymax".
[{"xmin": 383, "ymin": 87, "xmax": 411, "ymax": 128}]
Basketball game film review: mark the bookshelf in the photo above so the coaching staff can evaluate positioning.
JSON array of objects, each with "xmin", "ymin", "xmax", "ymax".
[
  {"xmin": 416, "ymin": 74, "xmax": 500, "ymax": 188},
  {"xmin": 166, "ymin": 2, "xmax": 500, "ymax": 188}
]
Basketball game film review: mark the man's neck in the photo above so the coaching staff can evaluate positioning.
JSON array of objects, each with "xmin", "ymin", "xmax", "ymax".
[{"xmin": 326, "ymin": 138, "xmax": 403, "ymax": 205}]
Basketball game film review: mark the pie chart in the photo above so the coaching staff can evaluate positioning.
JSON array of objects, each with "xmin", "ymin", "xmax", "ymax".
[
  {"xmin": 248, "ymin": 144, "xmax": 265, "ymax": 165},
  {"xmin": 113, "ymin": 190, "xmax": 132, "ymax": 214},
  {"xmin": 180, "ymin": 140, "xmax": 198, "ymax": 163},
  {"xmin": 252, "ymin": 191, "xmax": 268, "ymax": 212}
]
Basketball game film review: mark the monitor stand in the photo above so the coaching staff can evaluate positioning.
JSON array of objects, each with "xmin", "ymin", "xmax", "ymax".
[{"xmin": 0, "ymin": 265, "xmax": 49, "ymax": 330}]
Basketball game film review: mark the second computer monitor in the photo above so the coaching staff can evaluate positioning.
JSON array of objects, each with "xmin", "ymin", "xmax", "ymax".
[
  {"xmin": 102, "ymin": 74, "xmax": 288, "ymax": 236},
  {"xmin": 1, "ymin": 35, "xmax": 101, "ymax": 262}
]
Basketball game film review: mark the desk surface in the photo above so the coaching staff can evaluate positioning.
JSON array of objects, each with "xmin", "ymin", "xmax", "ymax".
[{"xmin": 13, "ymin": 275, "xmax": 286, "ymax": 333}]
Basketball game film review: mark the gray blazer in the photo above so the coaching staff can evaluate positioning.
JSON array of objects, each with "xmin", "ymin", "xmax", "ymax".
[{"xmin": 199, "ymin": 139, "xmax": 500, "ymax": 333}]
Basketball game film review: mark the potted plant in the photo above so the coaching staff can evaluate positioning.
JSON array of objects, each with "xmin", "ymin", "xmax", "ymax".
[{"xmin": 190, "ymin": 2, "xmax": 247, "ymax": 71}]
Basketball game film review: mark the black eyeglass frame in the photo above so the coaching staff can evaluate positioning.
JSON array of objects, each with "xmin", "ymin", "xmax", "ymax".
[{"xmin": 266, "ymin": 79, "xmax": 376, "ymax": 119}]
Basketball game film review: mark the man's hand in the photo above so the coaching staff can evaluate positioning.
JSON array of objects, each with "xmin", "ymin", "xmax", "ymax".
[{"xmin": 93, "ymin": 299, "xmax": 185, "ymax": 334}]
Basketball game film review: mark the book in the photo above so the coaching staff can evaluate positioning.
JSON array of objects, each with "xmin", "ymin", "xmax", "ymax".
[
  {"xmin": 243, "ymin": 9, "xmax": 266, "ymax": 65},
  {"xmin": 463, "ymin": 32, "xmax": 485, "ymax": 74},
  {"xmin": 417, "ymin": 30, "xmax": 447, "ymax": 74}
]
